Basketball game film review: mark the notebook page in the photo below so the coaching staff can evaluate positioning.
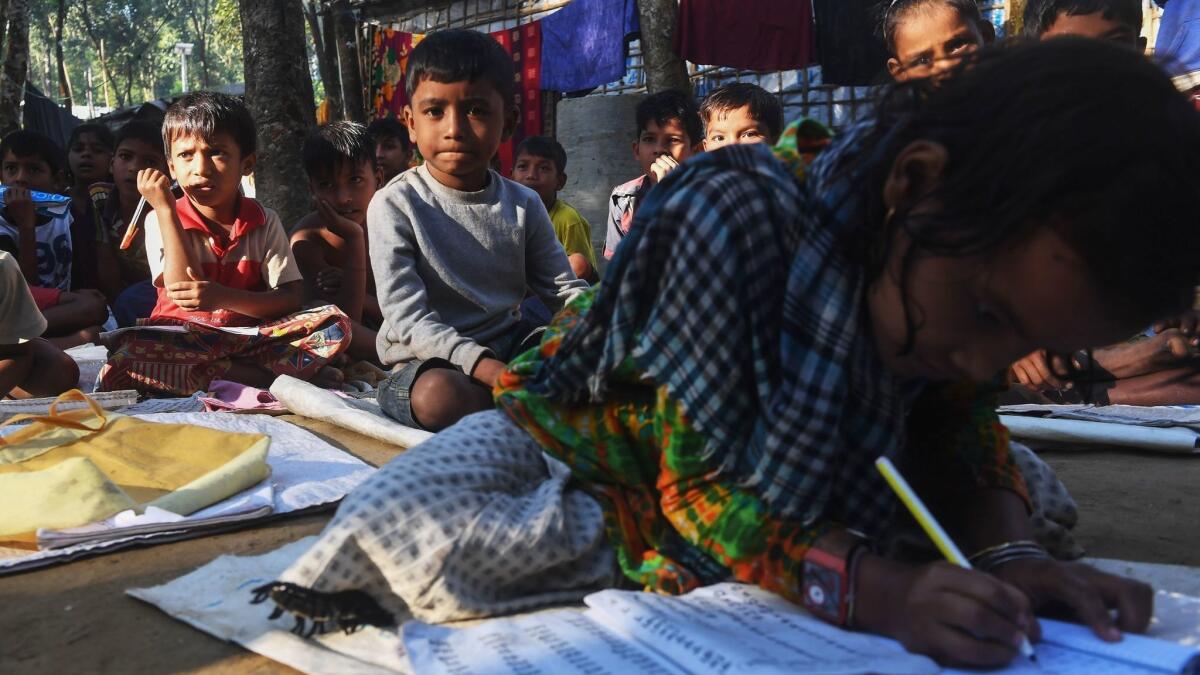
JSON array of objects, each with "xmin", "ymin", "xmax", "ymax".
[
  {"xmin": 946, "ymin": 619, "xmax": 1200, "ymax": 675},
  {"xmin": 1038, "ymin": 619, "xmax": 1199, "ymax": 672},
  {"xmin": 584, "ymin": 583, "xmax": 939, "ymax": 675},
  {"xmin": 402, "ymin": 609, "xmax": 684, "ymax": 675}
]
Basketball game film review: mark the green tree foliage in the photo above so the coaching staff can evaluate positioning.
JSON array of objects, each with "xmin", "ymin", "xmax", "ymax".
[{"xmin": 25, "ymin": 0, "xmax": 245, "ymax": 111}]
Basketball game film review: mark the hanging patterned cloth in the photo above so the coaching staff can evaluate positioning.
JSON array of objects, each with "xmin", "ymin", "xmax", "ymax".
[
  {"xmin": 370, "ymin": 28, "xmax": 424, "ymax": 119},
  {"xmin": 491, "ymin": 22, "xmax": 544, "ymax": 175}
]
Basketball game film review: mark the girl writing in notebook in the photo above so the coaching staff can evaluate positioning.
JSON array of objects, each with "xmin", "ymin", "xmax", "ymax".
[{"xmin": 256, "ymin": 40, "xmax": 1195, "ymax": 668}]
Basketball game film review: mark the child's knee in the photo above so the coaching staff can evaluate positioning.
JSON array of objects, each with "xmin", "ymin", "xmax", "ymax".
[
  {"xmin": 70, "ymin": 289, "xmax": 109, "ymax": 324},
  {"xmin": 410, "ymin": 368, "xmax": 491, "ymax": 431},
  {"xmin": 34, "ymin": 340, "xmax": 79, "ymax": 394}
]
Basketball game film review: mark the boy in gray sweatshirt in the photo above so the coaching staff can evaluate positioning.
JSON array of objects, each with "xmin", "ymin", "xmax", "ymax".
[{"xmin": 370, "ymin": 29, "xmax": 586, "ymax": 432}]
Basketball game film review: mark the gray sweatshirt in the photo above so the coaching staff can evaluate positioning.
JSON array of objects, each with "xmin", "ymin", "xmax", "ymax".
[{"xmin": 368, "ymin": 164, "xmax": 588, "ymax": 373}]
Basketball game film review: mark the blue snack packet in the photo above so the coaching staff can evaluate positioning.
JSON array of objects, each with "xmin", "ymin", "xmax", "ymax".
[{"xmin": 0, "ymin": 186, "xmax": 71, "ymax": 218}]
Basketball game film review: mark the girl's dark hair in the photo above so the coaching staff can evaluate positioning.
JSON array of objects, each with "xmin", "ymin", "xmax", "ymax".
[
  {"xmin": 68, "ymin": 123, "xmax": 115, "ymax": 152},
  {"xmin": 851, "ymin": 37, "xmax": 1200, "ymax": 337},
  {"xmin": 404, "ymin": 29, "xmax": 515, "ymax": 107},
  {"xmin": 879, "ymin": 0, "xmax": 986, "ymax": 55}
]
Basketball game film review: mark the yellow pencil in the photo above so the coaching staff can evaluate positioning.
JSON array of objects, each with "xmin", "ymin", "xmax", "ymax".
[{"xmin": 875, "ymin": 456, "xmax": 1037, "ymax": 662}]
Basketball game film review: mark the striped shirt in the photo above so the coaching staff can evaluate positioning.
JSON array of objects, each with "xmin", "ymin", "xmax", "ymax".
[{"xmin": 144, "ymin": 195, "xmax": 301, "ymax": 327}]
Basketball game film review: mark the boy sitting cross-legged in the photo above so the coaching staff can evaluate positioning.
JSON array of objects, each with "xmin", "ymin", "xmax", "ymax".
[
  {"xmin": 512, "ymin": 136, "xmax": 598, "ymax": 283},
  {"xmin": 0, "ymin": 130, "xmax": 107, "ymax": 348},
  {"xmin": 99, "ymin": 92, "xmax": 351, "ymax": 397},
  {"xmin": 291, "ymin": 121, "xmax": 383, "ymax": 364},
  {"xmin": 372, "ymin": 29, "xmax": 587, "ymax": 432}
]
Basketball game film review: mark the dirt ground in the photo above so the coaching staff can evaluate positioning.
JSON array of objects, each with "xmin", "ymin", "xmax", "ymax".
[{"xmin": 0, "ymin": 419, "xmax": 1196, "ymax": 674}]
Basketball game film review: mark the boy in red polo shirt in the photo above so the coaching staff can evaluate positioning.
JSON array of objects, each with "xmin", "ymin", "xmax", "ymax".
[{"xmin": 98, "ymin": 92, "xmax": 350, "ymax": 396}]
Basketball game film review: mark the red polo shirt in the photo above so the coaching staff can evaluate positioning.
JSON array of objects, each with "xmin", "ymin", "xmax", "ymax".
[{"xmin": 144, "ymin": 195, "xmax": 301, "ymax": 327}]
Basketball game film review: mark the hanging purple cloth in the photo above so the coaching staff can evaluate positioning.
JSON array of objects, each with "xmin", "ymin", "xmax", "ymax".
[{"xmin": 541, "ymin": 0, "xmax": 640, "ymax": 93}]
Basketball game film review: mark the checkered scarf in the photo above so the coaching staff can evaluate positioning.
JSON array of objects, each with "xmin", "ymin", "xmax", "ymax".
[{"xmin": 527, "ymin": 121, "xmax": 910, "ymax": 531}]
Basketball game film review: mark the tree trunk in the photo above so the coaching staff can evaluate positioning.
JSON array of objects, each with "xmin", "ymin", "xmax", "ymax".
[
  {"xmin": 636, "ymin": 0, "xmax": 690, "ymax": 94},
  {"xmin": 319, "ymin": 6, "xmax": 341, "ymax": 116},
  {"xmin": 0, "ymin": 0, "xmax": 9, "ymax": 54},
  {"xmin": 332, "ymin": 0, "xmax": 363, "ymax": 122},
  {"xmin": 0, "ymin": 0, "xmax": 30, "ymax": 138},
  {"xmin": 99, "ymin": 39, "xmax": 112, "ymax": 107},
  {"xmin": 54, "ymin": 0, "xmax": 72, "ymax": 109},
  {"xmin": 240, "ymin": 0, "xmax": 316, "ymax": 229},
  {"xmin": 78, "ymin": 2, "xmax": 119, "ymax": 107},
  {"xmin": 305, "ymin": 0, "xmax": 340, "ymax": 119},
  {"xmin": 123, "ymin": 61, "xmax": 133, "ymax": 107},
  {"xmin": 1007, "ymin": 0, "xmax": 1028, "ymax": 36},
  {"xmin": 195, "ymin": 36, "xmax": 210, "ymax": 88},
  {"xmin": 187, "ymin": 1, "xmax": 213, "ymax": 88}
]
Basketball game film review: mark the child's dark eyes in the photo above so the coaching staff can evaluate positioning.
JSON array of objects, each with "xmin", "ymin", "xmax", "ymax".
[{"xmin": 423, "ymin": 107, "xmax": 443, "ymax": 118}]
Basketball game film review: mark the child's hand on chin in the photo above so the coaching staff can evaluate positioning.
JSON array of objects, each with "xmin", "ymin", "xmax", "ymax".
[
  {"xmin": 886, "ymin": 561, "xmax": 1036, "ymax": 669},
  {"xmin": 316, "ymin": 198, "xmax": 363, "ymax": 241},
  {"xmin": 991, "ymin": 558, "xmax": 1153, "ymax": 641},
  {"xmin": 137, "ymin": 168, "xmax": 176, "ymax": 212},
  {"xmin": 166, "ymin": 266, "xmax": 228, "ymax": 311}
]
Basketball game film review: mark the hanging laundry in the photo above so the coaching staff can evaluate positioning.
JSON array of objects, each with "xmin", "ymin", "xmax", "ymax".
[
  {"xmin": 675, "ymin": 0, "xmax": 814, "ymax": 72},
  {"xmin": 491, "ymin": 22, "xmax": 544, "ymax": 175},
  {"xmin": 812, "ymin": 0, "xmax": 890, "ymax": 86},
  {"xmin": 541, "ymin": 0, "xmax": 640, "ymax": 93},
  {"xmin": 370, "ymin": 29, "xmax": 425, "ymax": 119},
  {"xmin": 1156, "ymin": 0, "xmax": 1200, "ymax": 86}
]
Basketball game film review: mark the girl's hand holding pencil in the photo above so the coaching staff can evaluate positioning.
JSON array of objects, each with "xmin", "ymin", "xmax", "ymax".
[{"xmin": 873, "ymin": 456, "xmax": 1154, "ymax": 669}]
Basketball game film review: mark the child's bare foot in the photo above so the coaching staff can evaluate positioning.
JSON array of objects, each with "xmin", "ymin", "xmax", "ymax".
[{"xmin": 311, "ymin": 366, "xmax": 345, "ymax": 389}]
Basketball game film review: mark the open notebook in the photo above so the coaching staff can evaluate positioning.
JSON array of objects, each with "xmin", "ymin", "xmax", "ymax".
[{"xmin": 404, "ymin": 583, "xmax": 1200, "ymax": 675}]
